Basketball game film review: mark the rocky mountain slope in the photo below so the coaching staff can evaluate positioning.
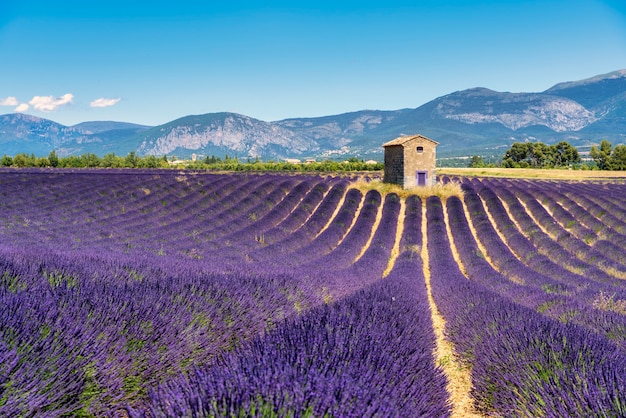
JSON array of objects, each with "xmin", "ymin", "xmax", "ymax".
[{"xmin": 1, "ymin": 70, "xmax": 625, "ymax": 160}]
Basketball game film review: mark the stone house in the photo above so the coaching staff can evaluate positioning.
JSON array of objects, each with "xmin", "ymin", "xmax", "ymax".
[{"xmin": 382, "ymin": 134, "xmax": 438, "ymax": 188}]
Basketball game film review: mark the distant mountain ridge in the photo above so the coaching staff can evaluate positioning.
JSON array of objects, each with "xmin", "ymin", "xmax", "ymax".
[
  {"xmin": 71, "ymin": 121, "xmax": 151, "ymax": 135},
  {"xmin": 433, "ymin": 88, "xmax": 598, "ymax": 132},
  {"xmin": 1, "ymin": 69, "xmax": 625, "ymax": 160}
]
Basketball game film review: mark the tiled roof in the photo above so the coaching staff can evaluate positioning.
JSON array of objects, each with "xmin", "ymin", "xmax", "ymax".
[{"xmin": 382, "ymin": 134, "xmax": 439, "ymax": 147}]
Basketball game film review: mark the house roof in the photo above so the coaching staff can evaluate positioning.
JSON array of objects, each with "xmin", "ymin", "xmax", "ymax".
[{"xmin": 382, "ymin": 134, "xmax": 439, "ymax": 147}]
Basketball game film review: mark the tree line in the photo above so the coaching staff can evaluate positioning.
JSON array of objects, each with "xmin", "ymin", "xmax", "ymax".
[
  {"xmin": 187, "ymin": 155, "xmax": 384, "ymax": 172},
  {"xmin": 501, "ymin": 141, "xmax": 581, "ymax": 168},
  {"xmin": 469, "ymin": 140, "xmax": 626, "ymax": 170},
  {"xmin": 0, "ymin": 151, "xmax": 169, "ymax": 168},
  {"xmin": 0, "ymin": 151, "xmax": 384, "ymax": 171}
]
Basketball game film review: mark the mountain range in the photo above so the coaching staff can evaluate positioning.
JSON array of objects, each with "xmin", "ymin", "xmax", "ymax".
[{"xmin": 2, "ymin": 69, "xmax": 625, "ymax": 160}]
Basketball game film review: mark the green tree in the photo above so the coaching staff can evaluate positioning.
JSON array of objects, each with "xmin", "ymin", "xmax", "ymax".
[
  {"xmin": 468, "ymin": 156, "xmax": 486, "ymax": 168},
  {"xmin": 610, "ymin": 144, "xmax": 626, "ymax": 170},
  {"xmin": 100, "ymin": 153, "xmax": 124, "ymax": 168},
  {"xmin": 502, "ymin": 142, "xmax": 547, "ymax": 167},
  {"xmin": 204, "ymin": 155, "xmax": 221, "ymax": 164},
  {"xmin": 60, "ymin": 155, "xmax": 84, "ymax": 168},
  {"xmin": 81, "ymin": 153, "xmax": 101, "ymax": 168},
  {"xmin": 37, "ymin": 157, "xmax": 50, "ymax": 167},
  {"xmin": 549, "ymin": 141, "xmax": 580, "ymax": 167},
  {"xmin": 12, "ymin": 153, "xmax": 36, "ymax": 167},
  {"xmin": 125, "ymin": 151, "xmax": 138, "ymax": 168},
  {"xmin": 503, "ymin": 142, "xmax": 531, "ymax": 164},
  {"xmin": 590, "ymin": 140, "xmax": 612, "ymax": 170},
  {"xmin": 527, "ymin": 142, "xmax": 551, "ymax": 167},
  {"xmin": 1, "ymin": 155, "xmax": 13, "ymax": 166},
  {"xmin": 12, "ymin": 154, "xmax": 26, "ymax": 167},
  {"xmin": 140, "ymin": 155, "xmax": 168, "ymax": 168},
  {"xmin": 48, "ymin": 150, "xmax": 59, "ymax": 167}
]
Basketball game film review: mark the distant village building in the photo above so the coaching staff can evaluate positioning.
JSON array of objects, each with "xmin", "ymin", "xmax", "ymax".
[
  {"xmin": 382, "ymin": 134, "xmax": 439, "ymax": 188},
  {"xmin": 284, "ymin": 158, "xmax": 302, "ymax": 164}
]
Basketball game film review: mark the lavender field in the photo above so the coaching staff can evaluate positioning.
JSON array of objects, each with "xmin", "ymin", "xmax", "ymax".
[{"xmin": 0, "ymin": 168, "xmax": 625, "ymax": 417}]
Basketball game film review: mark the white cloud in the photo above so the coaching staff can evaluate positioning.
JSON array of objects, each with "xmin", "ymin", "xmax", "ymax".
[
  {"xmin": 29, "ymin": 93, "xmax": 74, "ymax": 112},
  {"xmin": 15, "ymin": 103, "xmax": 30, "ymax": 112},
  {"xmin": 0, "ymin": 96, "xmax": 19, "ymax": 106},
  {"xmin": 90, "ymin": 97, "xmax": 121, "ymax": 108}
]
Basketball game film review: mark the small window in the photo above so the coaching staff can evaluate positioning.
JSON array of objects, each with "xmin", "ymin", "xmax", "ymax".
[{"xmin": 416, "ymin": 146, "xmax": 424, "ymax": 153}]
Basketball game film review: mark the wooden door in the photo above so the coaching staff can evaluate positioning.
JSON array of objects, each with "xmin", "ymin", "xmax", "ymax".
[{"xmin": 417, "ymin": 171, "xmax": 427, "ymax": 186}]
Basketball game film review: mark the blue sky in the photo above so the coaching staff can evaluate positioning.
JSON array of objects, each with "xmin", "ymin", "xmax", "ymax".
[{"xmin": 1, "ymin": 0, "xmax": 625, "ymax": 126}]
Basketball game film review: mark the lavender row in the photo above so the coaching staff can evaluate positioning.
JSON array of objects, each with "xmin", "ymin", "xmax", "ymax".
[
  {"xmin": 470, "ymin": 180, "xmax": 624, "ymax": 296},
  {"xmin": 563, "ymin": 180, "xmax": 626, "ymax": 223},
  {"xmin": 1, "ymin": 171, "xmax": 391, "ymax": 415},
  {"xmin": 221, "ymin": 178, "xmax": 319, "ymax": 248},
  {"xmin": 468, "ymin": 180, "xmax": 626, "ymax": 325},
  {"xmin": 297, "ymin": 189, "xmax": 382, "ymax": 271},
  {"xmin": 568, "ymin": 189, "xmax": 626, "ymax": 263},
  {"xmin": 427, "ymin": 196, "xmax": 626, "ymax": 416},
  {"xmin": 199, "ymin": 178, "xmax": 288, "ymax": 237},
  {"xmin": 446, "ymin": 195, "xmax": 626, "ymax": 345},
  {"xmin": 249, "ymin": 181, "xmax": 348, "ymax": 263},
  {"xmin": 0, "ymin": 171, "xmax": 246, "ymax": 255},
  {"xmin": 255, "ymin": 188, "xmax": 363, "ymax": 269},
  {"xmin": 509, "ymin": 178, "xmax": 626, "ymax": 250},
  {"xmin": 349, "ymin": 192, "xmax": 403, "ymax": 278},
  {"xmin": 540, "ymin": 180, "xmax": 626, "ymax": 276},
  {"xmin": 1, "ymin": 171, "xmax": 322, "ymax": 264},
  {"xmin": 0, "ymin": 246, "xmax": 327, "ymax": 416},
  {"xmin": 197, "ymin": 178, "xmax": 298, "ymax": 247},
  {"xmin": 250, "ymin": 180, "xmax": 335, "ymax": 247},
  {"xmin": 532, "ymin": 179, "xmax": 626, "ymax": 268},
  {"xmin": 558, "ymin": 183, "xmax": 626, "ymax": 248},
  {"xmin": 295, "ymin": 192, "xmax": 403, "ymax": 303},
  {"xmin": 461, "ymin": 182, "xmax": 579, "ymax": 294},
  {"xmin": 129, "ymin": 196, "xmax": 450, "ymax": 418},
  {"xmin": 490, "ymin": 178, "xmax": 626, "ymax": 275},
  {"xmin": 515, "ymin": 179, "xmax": 626, "ymax": 266},
  {"xmin": 280, "ymin": 188, "xmax": 363, "ymax": 267},
  {"xmin": 131, "ymin": 271, "xmax": 450, "ymax": 417}
]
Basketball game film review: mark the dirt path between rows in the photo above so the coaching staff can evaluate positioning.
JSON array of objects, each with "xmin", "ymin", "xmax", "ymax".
[{"xmin": 422, "ymin": 202, "xmax": 483, "ymax": 418}]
